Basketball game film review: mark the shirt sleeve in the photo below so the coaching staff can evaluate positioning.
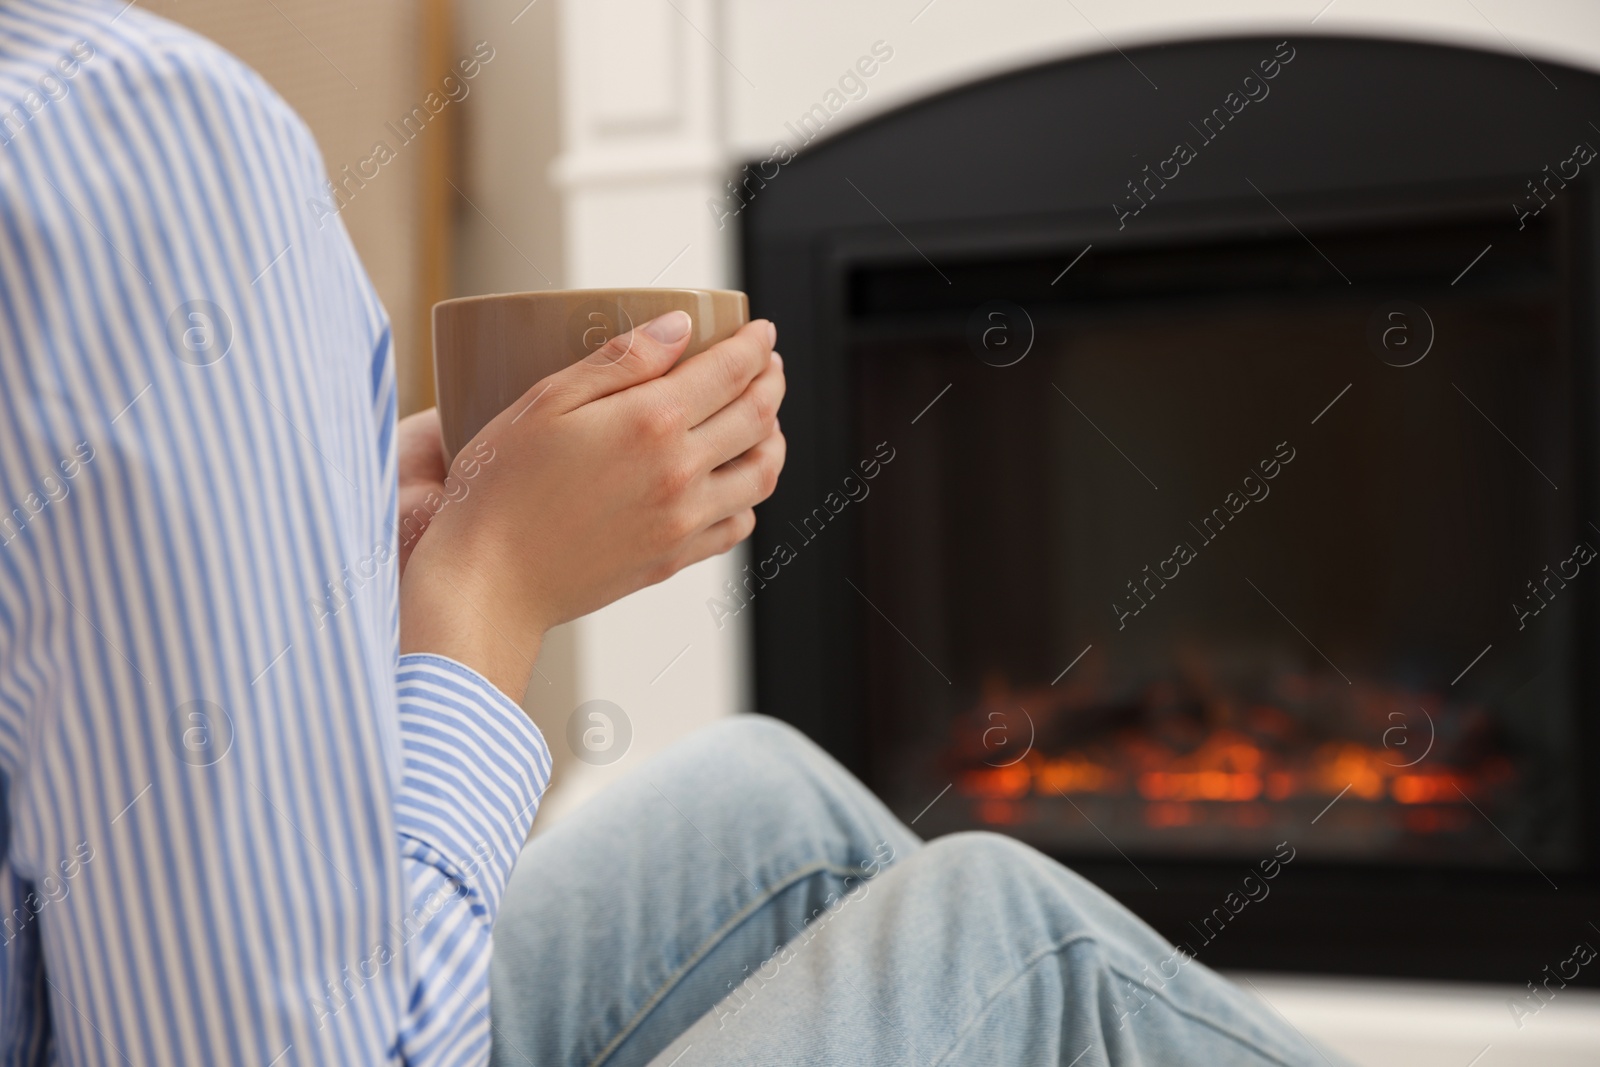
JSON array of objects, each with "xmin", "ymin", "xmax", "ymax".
[
  {"xmin": 384, "ymin": 655, "xmax": 549, "ymax": 1062},
  {"xmin": 0, "ymin": 8, "xmax": 548, "ymax": 1065}
]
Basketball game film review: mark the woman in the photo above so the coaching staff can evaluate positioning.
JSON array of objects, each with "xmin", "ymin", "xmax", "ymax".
[{"xmin": 0, "ymin": 2, "xmax": 1338, "ymax": 1064}]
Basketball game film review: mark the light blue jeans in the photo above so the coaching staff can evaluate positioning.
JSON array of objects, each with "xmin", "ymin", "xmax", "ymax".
[{"xmin": 489, "ymin": 716, "xmax": 1344, "ymax": 1066}]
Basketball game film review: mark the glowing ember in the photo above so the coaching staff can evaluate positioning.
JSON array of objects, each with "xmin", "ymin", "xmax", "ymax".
[{"xmin": 943, "ymin": 667, "xmax": 1517, "ymax": 836}]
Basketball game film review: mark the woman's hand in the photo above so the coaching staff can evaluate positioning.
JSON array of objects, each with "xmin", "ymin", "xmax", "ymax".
[
  {"xmin": 394, "ymin": 407, "xmax": 449, "ymax": 576},
  {"xmin": 399, "ymin": 311, "xmax": 786, "ymax": 698}
]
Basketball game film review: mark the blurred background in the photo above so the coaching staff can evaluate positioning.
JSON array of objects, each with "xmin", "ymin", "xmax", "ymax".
[
  {"xmin": 141, "ymin": 0, "xmax": 1600, "ymax": 820},
  {"xmin": 142, "ymin": 4, "xmax": 1600, "ymax": 1062}
]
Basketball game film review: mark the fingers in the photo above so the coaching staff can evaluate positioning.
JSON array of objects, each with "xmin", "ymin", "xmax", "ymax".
[
  {"xmin": 652, "ymin": 319, "xmax": 775, "ymax": 428},
  {"xmin": 539, "ymin": 310, "xmax": 694, "ymax": 414},
  {"xmin": 676, "ymin": 508, "xmax": 758, "ymax": 572},
  {"xmin": 653, "ymin": 428, "xmax": 782, "ymax": 587},
  {"xmin": 689, "ymin": 352, "xmax": 784, "ymax": 467},
  {"xmin": 396, "ymin": 476, "xmax": 447, "ymax": 572},
  {"xmin": 397, "ymin": 407, "xmax": 447, "ymax": 484},
  {"xmin": 700, "ymin": 427, "xmax": 786, "ymax": 520}
]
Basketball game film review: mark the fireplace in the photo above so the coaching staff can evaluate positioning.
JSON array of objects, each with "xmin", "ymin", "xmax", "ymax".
[{"xmin": 742, "ymin": 35, "xmax": 1600, "ymax": 982}]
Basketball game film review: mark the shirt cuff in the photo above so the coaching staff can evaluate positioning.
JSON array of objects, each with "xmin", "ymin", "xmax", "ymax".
[{"xmin": 394, "ymin": 653, "xmax": 552, "ymax": 915}]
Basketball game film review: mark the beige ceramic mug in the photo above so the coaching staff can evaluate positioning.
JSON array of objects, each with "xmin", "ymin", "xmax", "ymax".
[{"xmin": 432, "ymin": 287, "xmax": 750, "ymax": 462}]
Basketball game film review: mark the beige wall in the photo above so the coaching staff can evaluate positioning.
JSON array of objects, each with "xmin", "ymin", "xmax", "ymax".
[
  {"xmin": 453, "ymin": 0, "xmax": 565, "ymax": 299},
  {"xmin": 144, "ymin": 0, "xmax": 439, "ymax": 410}
]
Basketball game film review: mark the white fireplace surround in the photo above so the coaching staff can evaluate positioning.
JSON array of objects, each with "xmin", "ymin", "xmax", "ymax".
[
  {"xmin": 546, "ymin": 0, "xmax": 1600, "ymax": 798},
  {"xmin": 539, "ymin": 3, "xmax": 1600, "ymax": 1062}
]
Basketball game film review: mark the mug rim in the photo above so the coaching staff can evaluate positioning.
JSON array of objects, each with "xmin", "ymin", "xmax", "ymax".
[{"xmin": 434, "ymin": 287, "xmax": 747, "ymax": 311}]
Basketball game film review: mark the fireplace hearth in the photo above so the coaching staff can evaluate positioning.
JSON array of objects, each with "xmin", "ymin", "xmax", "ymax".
[{"xmin": 743, "ymin": 35, "xmax": 1600, "ymax": 982}]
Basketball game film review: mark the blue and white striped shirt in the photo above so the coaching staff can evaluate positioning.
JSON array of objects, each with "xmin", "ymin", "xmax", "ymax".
[{"xmin": 0, "ymin": 2, "xmax": 551, "ymax": 1062}]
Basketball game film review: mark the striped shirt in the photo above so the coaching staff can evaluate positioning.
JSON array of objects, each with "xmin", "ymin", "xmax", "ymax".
[{"xmin": 0, "ymin": 2, "xmax": 551, "ymax": 1063}]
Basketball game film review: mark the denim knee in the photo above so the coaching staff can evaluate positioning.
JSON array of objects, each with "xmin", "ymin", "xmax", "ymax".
[
  {"xmin": 665, "ymin": 714, "xmax": 918, "ymax": 869},
  {"xmin": 693, "ymin": 713, "xmax": 826, "ymax": 767},
  {"xmin": 650, "ymin": 715, "xmax": 898, "ymax": 863},
  {"xmin": 914, "ymin": 830, "xmax": 1047, "ymax": 877},
  {"xmin": 907, "ymin": 832, "xmax": 1121, "ymax": 947},
  {"xmin": 676, "ymin": 715, "xmax": 852, "ymax": 812}
]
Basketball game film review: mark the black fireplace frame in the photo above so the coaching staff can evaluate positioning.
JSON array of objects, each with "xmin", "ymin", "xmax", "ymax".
[{"xmin": 740, "ymin": 34, "xmax": 1600, "ymax": 983}]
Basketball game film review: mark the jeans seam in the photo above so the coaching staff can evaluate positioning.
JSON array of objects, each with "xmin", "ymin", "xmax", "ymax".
[
  {"xmin": 1099, "ymin": 959, "xmax": 1307, "ymax": 1067},
  {"xmin": 588, "ymin": 857, "xmax": 870, "ymax": 1067},
  {"xmin": 926, "ymin": 936, "xmax": 1304, "ymax": 1067},
  {"xmin": 925, "ymin": 933, "xmax": 1096, "ymax": 1067}
]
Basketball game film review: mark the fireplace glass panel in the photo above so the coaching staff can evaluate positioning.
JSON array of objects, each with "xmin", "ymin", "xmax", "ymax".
[{"xmin": 852, "ymin": 214, "xmax": 1584, "ymax": 871}]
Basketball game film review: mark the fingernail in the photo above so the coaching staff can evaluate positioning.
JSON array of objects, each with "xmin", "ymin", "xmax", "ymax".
[
  {"xmin": 765, "ymin": 320, "xmax": 777, "ymax": 347},
  {"xmin": 643, "ymin": 310, "xmax": 691, "ymax": 343},
  {"xmin": 771, "ymin": 351, "xmax": 783, "ymax": 368}
]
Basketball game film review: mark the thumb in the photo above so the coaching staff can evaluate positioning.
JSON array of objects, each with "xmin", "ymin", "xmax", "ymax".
[{"xmin": 545, "ymin": 310, "xmax": 693, "ymax": 412}]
